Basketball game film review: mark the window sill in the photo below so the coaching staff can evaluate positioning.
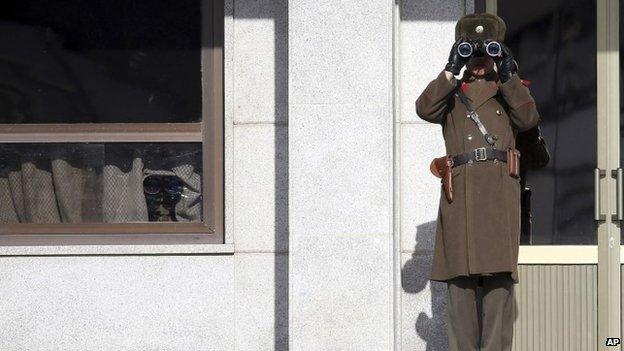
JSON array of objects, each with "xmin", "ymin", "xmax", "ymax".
[{"xmin": 0, "ymin": 243, "xmax": 235, "ymax": 256}]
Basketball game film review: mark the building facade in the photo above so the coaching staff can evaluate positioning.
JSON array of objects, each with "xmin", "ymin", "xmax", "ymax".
[{"xmin": 0, "ymin": 0, "xmax": 622, "ymax": 350}]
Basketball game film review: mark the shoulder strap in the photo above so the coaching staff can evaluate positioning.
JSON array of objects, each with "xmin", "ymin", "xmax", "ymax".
[{"xmin": 456, "ymin": 88, "xmax": 497, "ymax": 147}]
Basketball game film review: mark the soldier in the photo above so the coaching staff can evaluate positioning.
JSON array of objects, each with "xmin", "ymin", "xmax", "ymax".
[{"xmin": 415, "ymin": 13, "xmax": 540, "ymax": 351}]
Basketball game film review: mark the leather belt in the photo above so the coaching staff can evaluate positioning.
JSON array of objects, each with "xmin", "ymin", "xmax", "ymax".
[{"xmin": 452, "ymin": 147, "xmax": 507, "ymax": 167}]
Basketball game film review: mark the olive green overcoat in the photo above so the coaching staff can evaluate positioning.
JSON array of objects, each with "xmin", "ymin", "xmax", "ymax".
[{"xmin": 416, "ymin": 70, "xmax": 540, "ymax": 284}]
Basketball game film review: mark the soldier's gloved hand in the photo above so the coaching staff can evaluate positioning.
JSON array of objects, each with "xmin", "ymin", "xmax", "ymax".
[
  {"xmin": 445, "ymin": 37, "xmax": 468, "ymax": 76},
  {"xmin": 495, "ymin": 42, "xmax": 518, "ymax": 83}
]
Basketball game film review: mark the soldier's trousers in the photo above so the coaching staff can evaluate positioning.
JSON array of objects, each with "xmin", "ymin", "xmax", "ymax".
[{"xmin": 446, "ymin": 273, "xmax": 514, "ymax": 351}]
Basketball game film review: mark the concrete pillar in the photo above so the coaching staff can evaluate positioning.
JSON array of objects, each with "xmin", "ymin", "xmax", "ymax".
[{"xmin": 288, "ymin": 1, "xmax": 395, "ymax": 349}]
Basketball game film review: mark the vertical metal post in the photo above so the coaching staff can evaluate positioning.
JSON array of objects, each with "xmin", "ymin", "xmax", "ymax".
[{"xmin": 597, "ymin": 0, "xmax": 621, "ymax": 348}]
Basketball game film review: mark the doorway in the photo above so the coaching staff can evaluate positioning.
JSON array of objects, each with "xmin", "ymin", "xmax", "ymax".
[{"xmin": 479, "ymin": 0, "xmax": 621, "ymax": 349}]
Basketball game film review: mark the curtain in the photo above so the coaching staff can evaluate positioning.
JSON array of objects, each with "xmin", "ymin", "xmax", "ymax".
[{"xmin": 0, "ymin": 144, "xmax": 202, "ymax": 224}]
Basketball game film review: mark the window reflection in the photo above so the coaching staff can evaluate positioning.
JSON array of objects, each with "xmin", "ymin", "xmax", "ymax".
[
  {"xmin": 0, "ymin": 0, "xmax": 201, "ymax": 123},
  {"xmin": 499, "ymin": 0, "xmax": 597, "ymax": 244}
]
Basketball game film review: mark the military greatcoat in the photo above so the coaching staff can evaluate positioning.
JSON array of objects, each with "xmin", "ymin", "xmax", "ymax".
[{"xmin": 416, "ymin": 70, "xmax": 540, "ymax": 284}]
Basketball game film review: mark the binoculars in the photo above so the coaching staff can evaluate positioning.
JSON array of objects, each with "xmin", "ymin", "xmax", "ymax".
[
  {"xmin": 457, "ymin": 39, "xmax": 502, "ymax": 58},
  {"xmin": 143, "ymin": 175, "xmax": 184, "ymax": 222}
]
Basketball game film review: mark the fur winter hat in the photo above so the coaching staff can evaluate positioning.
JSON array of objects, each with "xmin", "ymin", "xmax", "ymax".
[{"xmin": 455, "ymin": 13, "xmax": 506, "ymax": 42}]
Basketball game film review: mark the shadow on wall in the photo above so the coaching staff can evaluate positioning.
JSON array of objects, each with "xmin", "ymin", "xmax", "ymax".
[
  {"xmin": 273, "ymin": 1, "xmax": 289, "ymax": 348},
  {"xmin": 231, "ymin": 0, "xmax": 289, "ymax": 349},
  {"xmin": 402, "ymin": 220, "xmax": 448, "ymax": 351},
  {"xmin": 402, "ymin": 221, "xmax": 521, "ymax": 351},
  {"xmin": 397, "ymin": 0, "xmax": 471, "ymax": 21}
]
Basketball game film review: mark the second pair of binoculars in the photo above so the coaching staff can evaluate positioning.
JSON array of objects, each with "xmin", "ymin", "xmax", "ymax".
[{"xmin": 457, "ymin": 38, "xmax": 502, "ymax": 58}]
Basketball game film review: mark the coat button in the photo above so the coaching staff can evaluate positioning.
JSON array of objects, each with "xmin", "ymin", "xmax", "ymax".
[
  {"xmin": 496, "ymin": 109, "xmax": 502, "ymax": 115},
  {"xmin": 467, "ymin": 133, "xmax": 473, "ymax": 140}
]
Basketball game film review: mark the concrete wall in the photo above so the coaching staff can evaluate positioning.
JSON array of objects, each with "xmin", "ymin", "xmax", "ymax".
[
  {"xmin": 398, "ymin": 0, "xmax": 472, "ymax": 349},
  {"xmin": 288, "ymin": 1, "xmax": 394, "ymax": 350},
  {"xmin": 0, "ymin": 0, "xmax": 289, "ymax": 350},
  {"xmin": 0, "ymin": 1, "xmax": 479, "ymax": 350}
]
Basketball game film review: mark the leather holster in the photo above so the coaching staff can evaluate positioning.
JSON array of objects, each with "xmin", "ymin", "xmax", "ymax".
[
  {"xmin": 430, "ymin": 155, "xmax": 454, "ymax": 203},
  {"xmin": 507, "ymin": 148, "xmax": 521, "ymax": 178}
]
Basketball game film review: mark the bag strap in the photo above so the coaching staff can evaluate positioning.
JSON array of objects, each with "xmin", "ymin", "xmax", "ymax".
[{"xmin": 456, "ymin": 89, "xmax": 498, "ymax": 147}]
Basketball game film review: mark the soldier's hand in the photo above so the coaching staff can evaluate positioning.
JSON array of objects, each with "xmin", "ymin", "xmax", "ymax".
[
  {"xmin": 495, "ymin": 42, "xmax": 518, "ymax": 83},
  {"xmin": 445, "ymin": 37, "xmax": 468, "ymax": 76}
]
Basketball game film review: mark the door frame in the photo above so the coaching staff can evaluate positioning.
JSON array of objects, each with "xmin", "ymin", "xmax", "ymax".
[{"xmin": 596, "ymin": 0, "xmax": 621, "ymax": 346}]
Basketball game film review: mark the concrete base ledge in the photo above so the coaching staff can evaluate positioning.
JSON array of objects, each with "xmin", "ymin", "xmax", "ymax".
[{"xmin": 0, "ymin": 243, "xmax": 236, "ymax": 256}]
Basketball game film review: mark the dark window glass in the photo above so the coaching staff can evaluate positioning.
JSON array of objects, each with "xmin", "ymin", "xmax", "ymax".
[
  {"xmin": 0, "ymin": 0, "xmax": 201, "ymax": 123},
  {"xmin": 499, "ymin": 0, "xmax": 597, "ymax": 244},
  {"xmin": 0, "ymin": 143, "xmax": 202, "ymax": 223},
  {"xmin": 474, "ymin": 0, "xmax": 486, "ymax": 14}
]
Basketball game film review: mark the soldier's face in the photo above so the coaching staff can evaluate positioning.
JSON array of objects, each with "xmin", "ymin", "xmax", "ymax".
[{"xmin": 466, "ymin": 55, "xmax": 495, "ymax": 77}]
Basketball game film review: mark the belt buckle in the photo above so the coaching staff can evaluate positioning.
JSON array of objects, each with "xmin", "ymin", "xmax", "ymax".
[{"xmin": 474, "ymin": 147, "xmax": 487, "ymax": 161}]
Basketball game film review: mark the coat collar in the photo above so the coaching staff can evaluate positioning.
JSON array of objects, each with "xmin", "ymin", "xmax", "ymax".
[{"xmin": 458, "ymin": 71, "xmax": 501, "ymax": 111}]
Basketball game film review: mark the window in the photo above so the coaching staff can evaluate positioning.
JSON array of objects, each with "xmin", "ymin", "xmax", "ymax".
[
  {"xmin": 0, "ymin": 0, "xmax": 224, "ymax": 245},
  {"xmin": 495, "ymin": 0, "xmax": 597, "ymax": 245}
]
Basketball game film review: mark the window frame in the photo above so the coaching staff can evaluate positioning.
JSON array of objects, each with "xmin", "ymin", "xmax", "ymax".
[{"xmin": 0, "ymin": 0, "xmax": 224, "ymax": 245}]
